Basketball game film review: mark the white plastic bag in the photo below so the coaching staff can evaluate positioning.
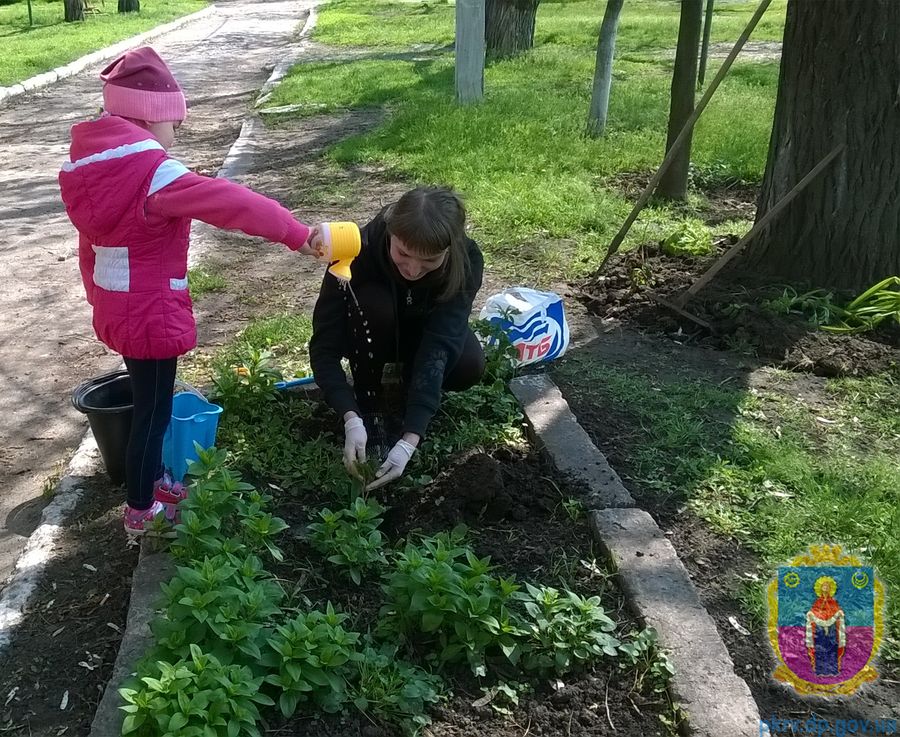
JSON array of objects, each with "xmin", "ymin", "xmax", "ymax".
[{"xmin": 479, "ymin": 287, "xmax": 570, "ymax": 367}]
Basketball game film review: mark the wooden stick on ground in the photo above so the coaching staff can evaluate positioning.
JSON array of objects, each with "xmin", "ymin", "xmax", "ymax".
[
  {"xmin": 679, "ymin": 143, "xmax": 845, "ymax": 304},
  {"xmin": 596, "ymin": 0, "xmax": 773, "ymax": 272},
  {"xmin": 648, "ymin": 291, "xmax": 714, "ymax": 331}
]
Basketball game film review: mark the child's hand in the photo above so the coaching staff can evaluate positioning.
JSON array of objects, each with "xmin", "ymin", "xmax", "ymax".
[
  {"xmin": 297, "ymin": 225, "xmax": 326, "ymax": 259},
  {"xmin": 293, "ymin": 225, "xmax": 318, "ymax": 256}
]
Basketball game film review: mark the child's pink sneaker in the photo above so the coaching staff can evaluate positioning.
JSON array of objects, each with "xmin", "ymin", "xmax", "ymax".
[
  {"xmin": 153, "ymin": 472, "xmax": 186, "ymax": 522},
  {"xmin": 123, "ymin": 500, "xmax": 175, "ymax": 537}
]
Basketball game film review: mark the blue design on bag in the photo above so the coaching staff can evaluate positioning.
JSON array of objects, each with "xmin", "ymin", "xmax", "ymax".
[{"xmin": 486, "ymin": 298, "xmax": 567, "ymax": 364}]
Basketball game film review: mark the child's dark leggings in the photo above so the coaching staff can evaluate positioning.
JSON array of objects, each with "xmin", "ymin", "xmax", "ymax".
[
  {"xmin": 347, "ymin": 282, "xmax": 485, "ymax": 415},
  {"xmin": 123, "ymin": 356, "xmax": 177, "ymax": 510}
]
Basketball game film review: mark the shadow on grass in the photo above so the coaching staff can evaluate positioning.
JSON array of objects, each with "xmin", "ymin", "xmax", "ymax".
[{"xmin": 551, "ymin": 319, "xmax": 899, "ymax": 722}]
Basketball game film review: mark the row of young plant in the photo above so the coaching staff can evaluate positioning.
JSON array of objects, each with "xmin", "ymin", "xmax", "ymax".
[
  {"xmin": 205, "ymin": 320, "xmax": 526, "ymax": 494},
  {"xmin": 120, "ymin": 325, "xmax": 674, "ymax": 736},
  {"xmin": 120, "ymin": 447, "xmax": 444, "ymax": 737}
]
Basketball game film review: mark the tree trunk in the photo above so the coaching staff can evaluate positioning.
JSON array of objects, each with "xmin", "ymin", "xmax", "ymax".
[
  {"xmin": 698, "ymin": 0, "xmax": 714, "ymax": 87},
  {"xmin": 64, "ymin": 0, "xmax": 84, "ymax": 22},
  {"xmin": 743, "ymin": 0, "xmax": 900, "ymax": 289},
  {"xmin": 456, "ymin": 0, "xmax": 485, "ymax": 104},
  {"xmin": 118, "ymin": 0, "xmax": 140, "ymax": 12},
  {"xmin": 586, "ymin": 0, "xmax": 625, "ymax": 138},
  {"xmin": 485, "ymin": 0, "xmax": 540, "ymax": 59},
  {"xmin": 655, "ymin": 0, "xmax": 703, "ymax": 201}
]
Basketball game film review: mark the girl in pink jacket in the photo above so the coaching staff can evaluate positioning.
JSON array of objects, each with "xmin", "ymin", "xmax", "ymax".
[{"xmin": 59, "ymin": 47, "xmax": 315, "ymax": 536}]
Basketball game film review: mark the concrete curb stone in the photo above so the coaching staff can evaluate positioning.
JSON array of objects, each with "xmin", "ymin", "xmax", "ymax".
[
  {"xmin": 591, "ymin": 508, "xmax": 760, "ymax": 737},
  {"xmin": 88, "ymin": 547, "xmax": 173, "ymax": 737},
  {"xmin": 510, "ymin": 373, "xmax": 635, "ymax": 509},
  {"xmin": 212, "ymin": 4, "xmax": 317, "ymax": 185},
  {"xmin": 511, "ymin": 372, "xmax": 761, "ymax": 737}
]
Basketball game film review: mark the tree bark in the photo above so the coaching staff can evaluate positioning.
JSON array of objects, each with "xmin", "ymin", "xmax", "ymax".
[
  {"xmin": 698, "ymin": 0, "xmax": 714, "ymax": 87},
  {"xmin": 655, "ymin": 0, "xmax": 703, "ymax": 201},
  {"xmin": 456, "ymin": 0, "xmax": 485, "ymax": 104},
  {"xmin": 64, "ymin": 0, "xmax": 84, "ymax": 22},
  {"xmin": 587, "ymin": 0, "xmax": 625, "ymax": 138},
  {"xmin": 485, "ymin": 0, "xmax": 540, "ymax": 59},
  {"xmin": 118, "ymin": 0, "xmax": 140, "ymax": 12},
  {"xmin": 743, "ymin": 0, "xmax": 900, "ymax": 289}
]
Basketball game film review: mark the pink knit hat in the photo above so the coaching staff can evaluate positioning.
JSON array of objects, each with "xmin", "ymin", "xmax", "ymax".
[{"xmin": 100, "ymin": 46, "xmax": 186, "ymax": 123}]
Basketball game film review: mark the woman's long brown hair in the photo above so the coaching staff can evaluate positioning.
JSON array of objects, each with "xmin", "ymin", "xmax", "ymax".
[{"xmin": 385, "ymin": 186, "xmax": 470, "ymax": 301}]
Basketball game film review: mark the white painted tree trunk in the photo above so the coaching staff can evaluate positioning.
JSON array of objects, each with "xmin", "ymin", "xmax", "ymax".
[
  {"xmin": 587, "ymin": 0, "xmax": 624, "ymax": 137},
  {"xmin": 456, "ymin": 0, "xmax": 485, "ymax": 104}
]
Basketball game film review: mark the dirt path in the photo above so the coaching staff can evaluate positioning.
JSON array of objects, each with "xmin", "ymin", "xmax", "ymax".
[{"xmin": 0, "ymin": 0, "xmax": 313, "ymax": 591}]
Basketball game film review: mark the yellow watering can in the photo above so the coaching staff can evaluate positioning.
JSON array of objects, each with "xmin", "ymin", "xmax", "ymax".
[{"xmin": 314, "ymin": 222, "xmax": 361, "ymax": 282}]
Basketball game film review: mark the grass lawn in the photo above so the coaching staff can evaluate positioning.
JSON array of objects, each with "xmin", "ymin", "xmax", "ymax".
[
  {"xmin": 554, "ymin": 355, "xmax": 900, "ymax": 664},
  {"xmin": 269, "ymin": 0, "xmax": 785, "ymax": 280},
  {"xmin": 0, "ymin": 0, "xmax": 207, "ymax": 87}
]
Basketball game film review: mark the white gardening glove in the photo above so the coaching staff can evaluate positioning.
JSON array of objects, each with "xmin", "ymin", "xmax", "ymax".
[
  {"xmin": 343, "ymin": 416, "xmax": 367, "ymax": 476},
  {"xmin": 367, "ymin": 439, "xmax": 417, "ymax": 491}
]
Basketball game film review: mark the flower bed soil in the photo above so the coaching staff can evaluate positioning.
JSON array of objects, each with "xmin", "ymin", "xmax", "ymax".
[
  {"xmin": 268, "ymin": 443, "xmax": 671, "ymax": 737},
  {"xmin": 0, "ymin": 479, "xmax": 138, "ymax": 737},
  {"xmin": 0, "ymin": 401, "xmax": 674, "ymax": 737},
  {"xmin": 578, "ymin": 241, "xmax": 900, "ymax": 378}
]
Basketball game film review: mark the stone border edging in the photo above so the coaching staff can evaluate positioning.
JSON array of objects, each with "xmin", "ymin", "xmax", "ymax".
[
  {"xmin": 214, "ymin": 4, "xmax": 317, "ymax": 182},
  {"xmin": 510, "ymin": 373, "xmax": 634, "ymax": 509},
  {"xmin": 0, "ymin": 433, "xmax": 100, "ymax": 651},
  {"xmin": 88, "ymin": 547, "xmax": 174, "ymax": 737},
  {"xmin": 255, "ymin": 3, "xmax": 318, "ymax": 105},
  {"xmin": 510, "ymin": 372, "xmax": 761, "ymax": 737},
  {"xmin": 0, "ymin": 4, "xmax": 217, "ymax": 105},
  {"xmin": 188, "ymin": 2, "xmax": 315, "ymax": 267}
]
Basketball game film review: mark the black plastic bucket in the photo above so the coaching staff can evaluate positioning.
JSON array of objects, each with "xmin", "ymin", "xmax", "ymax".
[{"xmin": 72, "ymin": 370, "xmax": 133, "ymax": 485}]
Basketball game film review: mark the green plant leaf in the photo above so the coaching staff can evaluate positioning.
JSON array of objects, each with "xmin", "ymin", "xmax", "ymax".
[
  {"xmin": 421, "ymin": 611, "xmax": 444, "ymax": 632},
  {"xmin": 279, "ymin": 690, "xmax": 301, "ymax": 718},
  {"xmin": 121, "ymin": 713, "xmax": 146, "ymax": 735}
]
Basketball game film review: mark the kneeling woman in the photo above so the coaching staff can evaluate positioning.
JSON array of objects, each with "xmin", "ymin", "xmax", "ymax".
[{"xmin": 309, "ymin": 187, "xmax": 485, "ymax": 490}]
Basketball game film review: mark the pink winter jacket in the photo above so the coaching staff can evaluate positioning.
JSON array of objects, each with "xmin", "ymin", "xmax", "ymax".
[{"xmin": 59, "ymin": 115, "xmax": 310, "ymax": 359}]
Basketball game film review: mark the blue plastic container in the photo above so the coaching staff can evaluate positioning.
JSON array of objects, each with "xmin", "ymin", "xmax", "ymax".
[{"xmin": 162, "ymin": 387, "xmax": 223, "ymax": 482}]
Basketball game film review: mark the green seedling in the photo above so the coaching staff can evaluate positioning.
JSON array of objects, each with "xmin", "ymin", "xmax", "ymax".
[
  {"xmin": 762, "ymin": 286, "xmax": 838, "ymax": 326},
  {"xmin": 262, "ymin": 604, "xmax": 360, "ymax": 717},
  {"xmin": 210, "ymin": 345, "xmax": 283, "ymax": 415},
  {"xmin": 559, "ymin": 497, "xmax": 584, "ymax": 522},
  {"xmin": 351, "ymin": 645, "xmax": 443, "ymax": 736},
  {"xmin": 151, "ymin": 554, "xmax": 283, "ymax": 664},
  {"xmin": 120, "ymin": 645, "xmax": 274, "ymax": 737},
  {"xmin": 516, "ymin": 583, "xmax": 620, "ymax": 675},
  {"xmin": 475, "ymin": 681, "xmax": 529, "ymax": 717},
  {"xmin": 309, "ymin": 497, "xmax": 388, "ymax": 585},
  {"xmin": 618, "ymin": 628, "xmax": 676, "ymax": 695},
  {"xmin": 380, "ymin": 529, "xmax": 523, "ymax": 677},
  {"xmin": 173, "ymin": 447, "xmax": 288, "ymax": 563}
]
